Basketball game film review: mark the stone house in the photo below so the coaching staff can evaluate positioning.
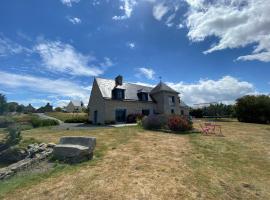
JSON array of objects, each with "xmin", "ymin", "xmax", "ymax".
[
  {"xmin": 179, "ymin": 101, "xmax": 190, "ymax": 116},
  {"xmin": 88, "ymin": 75, "xmax": 187, "ymax": 124},
  {"xmin": 66, "ymin": 100, "xmax": 84, "ymax": 113}
]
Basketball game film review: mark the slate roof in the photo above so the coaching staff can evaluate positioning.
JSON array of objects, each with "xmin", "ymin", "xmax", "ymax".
[
  {"xmin": 180, "ymin": 101, "xmax": 189, "ymax": 108},
  {"xmin": 71, "ymin": 100, "xmax": 83, "ymax": 107},
  {"xmin": 96, "ymin": 78, "xmax": 154, "ymax": 102},
  {"xmin": 150, "ymin": 82, "xmax": 179, "ymax": 94}
]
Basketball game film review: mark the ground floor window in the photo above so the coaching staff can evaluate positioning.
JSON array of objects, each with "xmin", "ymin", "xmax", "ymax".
[
  {"xmin": 171, "ymin": 109, "xmax": 175, "ymax": 114},
  {"xmin": 115, "ymin": 109, "xmax": 126, "ymax": 122},
  {"xmin": 142, "ymin": 109, "xmax": 150, "ymax": 116}
]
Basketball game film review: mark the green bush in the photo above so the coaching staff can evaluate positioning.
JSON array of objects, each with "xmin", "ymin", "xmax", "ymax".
[
  {"xmin": 236, "ymin": 95, "xmax": 270, "ymax": 124},
  {"xmin": 142, "ymin": 114, "xmax": 168, "ymax": 130},
  {"xmin": 64, "ymin": 117, "xmax": 88, "ymax": 123},
  {"xmin": 104, "ymin": 120, "xmax": 116, "ymax": 125},
  {"xmin": 126, "ymin": 113, "xmax": 144, "ymax": 123},
  {"xmin": 167, "ymin": 115, "xmax": 193, "ymax": 132},
  {"xmin": 0, "ymin": 117, "xmax": 14, "ymax": 128},
  {"xmin": 30, "ymin": 117, "xmax": 59, "ymax": 128},
  {"xmin": 5, "ymin": 125, "xmax": 22, "ymax": 146}
]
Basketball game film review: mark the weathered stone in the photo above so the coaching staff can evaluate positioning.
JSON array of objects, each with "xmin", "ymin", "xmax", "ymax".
[
  {"xmin": 53, "ymin": 136, "xmax": 96, "ymax": 163},
  {"xmin": 0, "ymin": 147, "xmax": 28, "ymax": 164},
  {"xmin": 0, "ymin": 143, "xmax": 54, "ymax": 180},
  {"xmin": 47, "ymin": 143, "xmax": 56, "ymax": 148}
]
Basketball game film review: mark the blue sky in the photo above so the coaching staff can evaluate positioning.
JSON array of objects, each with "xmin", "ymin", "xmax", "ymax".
[{"xmin": 0, "ymin": 0, "xmax": 269, "ymax": 107}]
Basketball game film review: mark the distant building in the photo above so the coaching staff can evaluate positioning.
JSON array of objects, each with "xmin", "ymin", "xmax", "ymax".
[
  {"xmin": 88, "ymin": 75, "xmax": 188, "ymax": 124},
  {"xmin": 25, "ymin": 104, "xmax": 36, "ymax": 113},
  {"xmin": 66, "ymin": 100, "xmax": 84, "ymax": 113},
  {"xmin": 37, "ymin": 103, "xmax": 53, "ymax": 113}
]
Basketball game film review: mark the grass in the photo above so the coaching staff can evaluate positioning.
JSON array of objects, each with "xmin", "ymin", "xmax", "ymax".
[
  {"xmin": 45, "ymin": 112, "xmax": 88, "ymax": 122},
  {"xmin": 1, "ymin": 121, "xmax": 270, "ymax": 199},
  {"xmin": 0, "ymin": 127, "xmax": 137, "ymax": 198}
]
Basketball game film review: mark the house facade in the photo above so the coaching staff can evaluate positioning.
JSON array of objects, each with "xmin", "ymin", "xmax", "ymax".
[
  {"xmin": 66, "ymin": 100, "xmax": 84, "ymax": 113},
  {"xmin": 88, "ymin": 75, "xmax": 186, "ymax": 124}
]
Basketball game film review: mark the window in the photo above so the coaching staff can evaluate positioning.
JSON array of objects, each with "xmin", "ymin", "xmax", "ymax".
[
  {"xmin": 171, "ymin": 109, "xmax": 175, "ymax": 114},
  {"xmin": 181, "ymin": 110, "xmax": 184, "ymax": 115},
  {"xmin": 137, "ymin": 92, "xmax": 148, "ymax": 101},
  {"xmin": 142, "ymin": 109, "xmax": 150, "ymax": 116},
  {"xmin": 169, "ymin": 96, "xmax": 175, "ymax": 106},
  {"xmin": 112, "ymin": 89, "xmax": 125, "ymax": 100},
  {"xmin": 115, "ymin": 109, "xmax": 126, "ymax": 122}
]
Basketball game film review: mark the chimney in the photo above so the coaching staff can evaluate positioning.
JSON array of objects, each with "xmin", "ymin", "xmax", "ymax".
[{"xmin": 115, "ymin": 75, "xmax": 123, "ymax": 86}]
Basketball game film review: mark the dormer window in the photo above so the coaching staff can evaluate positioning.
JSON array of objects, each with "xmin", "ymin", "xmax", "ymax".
[
  {"xmin": 137, "ymin": 92, "xmax": 148, "ymax": 101},
  {"xmin": 112, "ymin": 88, "xmax": 125, "ymax": 100}
]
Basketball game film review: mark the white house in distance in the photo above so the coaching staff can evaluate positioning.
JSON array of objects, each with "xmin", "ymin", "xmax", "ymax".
[{"xmin": 66, "ymin": 100, "xmax": 84, "ymax": 113}]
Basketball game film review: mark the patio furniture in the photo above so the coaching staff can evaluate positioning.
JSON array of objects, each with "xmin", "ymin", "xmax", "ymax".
[
  {"xmin": 199, "ymin": 123, "xmax": 211, "ymax": 135},
  {"xmin": 200, "ymin": 123, "xmax": 223, "ymax": 136}
]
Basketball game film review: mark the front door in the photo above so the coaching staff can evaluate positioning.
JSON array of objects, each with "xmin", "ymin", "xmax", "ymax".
[
  {"xmin": 94, "ymin": 110, "xmax": 98, "ymax": 124},
  {"xmin": 115, "ymin": 109, "xmax": 126, "ymax": 123}
]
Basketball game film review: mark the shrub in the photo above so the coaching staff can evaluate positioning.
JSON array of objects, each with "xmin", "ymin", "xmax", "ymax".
[
  {"xmin": 236, "ymin": 95, "xmax": 270, "ymax": 124},
  {"xmin": 64, "ymin": 117, "xmax": 88, "ymax": 123},
  {"xmin": 5, "ymin": 125, "xmax": 22, "ymax": 146},
  {"xmin": 0, "ymin": 117, "xmax": 14, "ymax": 128},
  {"xmin": 167, "ymin": 115, "xmax": 193, "ymax": 132},
  {"xmin": 126, "ymin": 113, "xmax": 144, "ymax": 123},
  {"xmin": 142, "ymin": 114, "xmax": 168, "ymax": 130},
  {"xmin": 30, "ymin": 117, "xmax": 59, "ymax": 127}
]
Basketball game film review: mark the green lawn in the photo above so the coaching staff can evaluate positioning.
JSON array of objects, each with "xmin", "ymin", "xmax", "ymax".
[
  {"xmin": 1, "ymin": 121, "xmax": 270, "ymax": 200},
  {"xmin": 45, "ymin": 112, "xmax": 88, "ymax": 122}
]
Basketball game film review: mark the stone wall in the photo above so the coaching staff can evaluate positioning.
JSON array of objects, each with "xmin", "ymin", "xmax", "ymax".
[{"xmin": 0, "ymin": 143, "xmax": 55, "ymax": 180}]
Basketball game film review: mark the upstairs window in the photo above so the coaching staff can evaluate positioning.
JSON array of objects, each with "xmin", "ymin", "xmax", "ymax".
[
  {"xmin": 112, "ymin": 88, "xmax": 125, "ymax": 100},
  {"xmin": 137, "ymin": 92, "xmax": 148, "ymax": 101},
  {"xmin": 169, "ymin": 96, "xmax": 175, "ymax": 106}
]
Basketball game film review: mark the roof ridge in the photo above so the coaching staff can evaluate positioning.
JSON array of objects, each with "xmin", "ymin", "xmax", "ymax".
[{"xmin": 96, "ymin": 77, "xmax": 153, "ymax": 89}]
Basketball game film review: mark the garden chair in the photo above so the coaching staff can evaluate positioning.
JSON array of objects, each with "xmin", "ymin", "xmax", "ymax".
[{"xmin": 199, "ymin": 123, "xmax": 211, "ymax": 135}]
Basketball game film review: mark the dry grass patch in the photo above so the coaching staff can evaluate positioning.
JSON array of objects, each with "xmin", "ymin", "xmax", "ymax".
[
  {"xmin": 45, "ymin": 112, "xmax": 88, "ymax": 122},
  {"xmin": 1, "ymin": 121, "xmax": 270, "ymax": 200},
  {"xmin": 187, "ymin": 121, "xmax": 270, "ymax": 199},
  {"xmin": 3, "ymin": 130, "xmax": 194, "ymax": 200}
]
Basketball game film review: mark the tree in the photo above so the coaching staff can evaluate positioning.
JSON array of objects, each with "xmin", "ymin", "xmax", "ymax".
[
  {"xmin": 190, "ymin": 103, "xmax": 236, "ymax": 118},
  {"xmin": 16, "ymin": 104, "xmax": 25, "ymax": 113},
  {"xmin": 54, "ymin": 107, "xmax": 62, "ymax": 112},
  {"xmin": 0, "ymin": 94, "xmax": 8, "ymax": 115},
  {"xmin": 236, "ymin": 95, "xmax": 270, "ymax": 124},
  {"xmin": 37, "ymin": 103, "xmax": 53, "ymax": 113},
  {"xmin": 7, "ymin": 102, "xmax": 19, "ymax": 112}
]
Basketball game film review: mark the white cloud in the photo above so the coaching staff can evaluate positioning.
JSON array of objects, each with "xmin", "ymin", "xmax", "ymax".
[
  {"xmin": 153, "ymin": 3, "xmax": 169, "ymax": 21},
  {"xmin": 60, "ymin": 0, "xmax": 80, "ymax": 7},
  {"xmin": 67, "ymin": 16, "xmax": 81, "ymax": 24},
  {"xmin": 99, "ymin": 57, "xmax": 114, "ymax": 67},
  {"xmin": 0, "ymin": 36, "xmax": 32, "ymax": 57},
  {"xmin": 165, "ymin": 13, "xmax": 176, "ymax": 27},
  {"xmin": 127, "ymin": 42, "xmax": 136, "ymax": 49},
  {"xmin": 136, "ymin": 67, "xmax": 156, "ymax": 80},
  {"xmin": 167, "ymin": 76, "xmax": 256, "ymax": 105},
  {"xmin": 0, "ymin": 71, "xmax": 91, "ymax": 105},
  {"xmin": 34, "ymin": 41, "xmax": 103, "ymax": 77},
  {"xmin": 185, "ymin": 0, "xmax": 270, "ymax": 62},
  {"xmin": 113, "ymin": 0, "xmax": 137, "ymax": 20}
]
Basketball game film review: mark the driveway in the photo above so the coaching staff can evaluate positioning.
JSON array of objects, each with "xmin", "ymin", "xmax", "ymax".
[{"xmin": 35, "ymin": 113, "xmax": 64, "ymax": 124}]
